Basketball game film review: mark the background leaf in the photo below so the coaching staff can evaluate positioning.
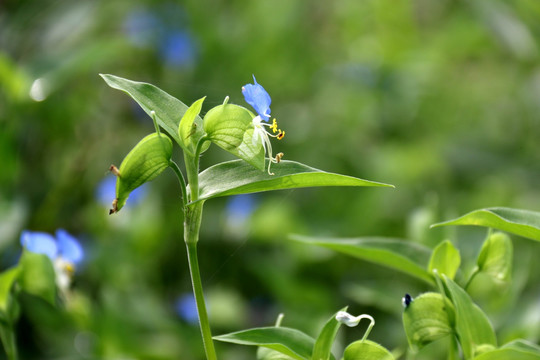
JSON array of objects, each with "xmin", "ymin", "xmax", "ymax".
[
  {"xmin": 443, "ymin": 276, "xmax": 497, "ymax": 359},
  {"xmin": 343, "ymin": 340, "xmax": 394, "ymax": 360},
  {"xmin": 428, "ymin": 240, "xmax": 461, "ymax": 280},
  {"xmin": 113, "ymin": 133, "xmax": 172, "ymax": 212},
  {"xmin": 291, "ymin": 235, "xmax": 434, "ymax": 285},
  {"xmin": 19, "ymin": 251, "xmax": 56, "ymax": 306},
  {"xmin": 214, "ymin": 327, "xmax": 314, "ymax": 360},
  {"xmin": 0, "ymin": 267, "xmax": 20, "ymax": 322},
  {"xmin": 402, "ymin": 292, "xmax": 453, "ymax": 351},
  {"xmin": 203, "ymin": 103, "xmax": 265, "ymax": 171},
  {"xmin": 100, "ymin": 74, "xmax": 206, "ymax": 152},
  {"xmin": 194, "ymin": 159, "xmax": 393, "ymax": 203},
  {"xmin": 432, "ymin": 207, "xmax": 540, "ymax": 242}
]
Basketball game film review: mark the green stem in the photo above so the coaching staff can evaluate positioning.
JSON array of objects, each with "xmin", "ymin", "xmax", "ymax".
[
  {"xmin": 464, "ymin": 267, "xmax": 480, "ymax": 291},
  {"xmin": 169, "ymin": 160, "xmax": 188, "ymax": 207},
  {"xmin": 182, "ymin": 146, "xmax": 216, "ymax": 360},
  {"xmin": 0, "ymin": 323, "xmax": 17, "ymax": 360}
]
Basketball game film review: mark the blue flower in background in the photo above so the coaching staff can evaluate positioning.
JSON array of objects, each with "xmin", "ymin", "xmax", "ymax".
[
  {"xmin": 175, "ymin": 293, "xmax": 199, "ymax": 324},
  {"xmin": 123, "ymin": 5, "xmax": 197, "ymax": 69},
  {"xmin": 160, "ymin": 30, "xmax": 197, "ymax": 67},
  {"xmin": 242, "ymin": 75, "xmax": 272, "ymax": 122},
  {"xmin": 20, "ymin": 229, "xmax": 84, "ymax": 265},
  {"xmin": 20, "ymin": 229, "xmax": 84, "ymax": 291},
  {"xmin": 226, "ymin": 194, "xmax": 258, "ymax": 222},
  {"xmin": 95, "ymin": 175, "xmax": 147, "ymax": 209},
  {"xmin": 242, "ymin": 76, "xmax": 285, "ymax": 175}
]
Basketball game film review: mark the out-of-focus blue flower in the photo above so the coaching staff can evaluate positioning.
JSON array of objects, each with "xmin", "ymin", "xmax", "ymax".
[
  {"xmin": 175, "ymin": 293, "xmax": 199, "ymax": 324},
  {"xmin": 160, "ymin": 30, "xmax": 196, "ymax": 67},
  {"xmin": 123, "ymin": 10, "xmax": 161, "ymax": 48},
  {"xmin": 95, "ymin": 175, "xmax": 147, "ymax": 209},
  {"xmin": 242, "ymin": 75, "xmax": 272, "ymax": 122},
  {"xmin": 226, "ymin": 194, "xmax": 258, "ymax": 221},
  {"xmin": 20, "ymin": 231, "xmax": 57, "ymax": 260},
  {"xmin": 20, "ymin": 229, "xmax": 84, "ymax": 265}
]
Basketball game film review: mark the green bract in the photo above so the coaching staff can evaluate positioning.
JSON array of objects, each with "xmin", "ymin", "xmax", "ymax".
[
  {"xmin": 402, "ymin": 293, "xmax": 453, "ymax": 351},
  {"xmin": 428, "ymin": 240, "xmax": 461, "ymax": 280},
  {"xmin": 203, "ymin": 103, "xmax": 265, "ymax": 171},
  {"xmin": 111, "ymin": 132, "xmax": 173, "ymax": 213},
  {"xmin": 343, "ymin": 340, "xmax": 394, "ymax": 360},
  {"xmin": 476, "ymin": 232, "xmax": 512, "ymax": 286},
  {"xmin": 312, "ymin": 308, "xmax": 346, "ymax": 360}
]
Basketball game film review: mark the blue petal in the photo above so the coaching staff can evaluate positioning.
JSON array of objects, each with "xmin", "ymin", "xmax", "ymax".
[
  {"xmin": 56, "ymin": 229, "xmax": 84, "ymax": 264},
  {"xmin": 242, "ymin": 75, "xmax": 271, "ymax": 121},
  {"xmin": 20, "ymin": 231, "xmax": 57, "ymax": 260},
  {"xmin": 175, "ymin": 293, "xmax": 199, "ymax": 324}
]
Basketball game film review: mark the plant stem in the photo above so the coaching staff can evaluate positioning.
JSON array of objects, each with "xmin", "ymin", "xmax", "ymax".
[
  {"xmin": 183, "ymin": 146, "xmax": 217, "ymax": 360},
  {"xmin": 0, "ymin": 323, "xmax": 17, "ymax": 360}
]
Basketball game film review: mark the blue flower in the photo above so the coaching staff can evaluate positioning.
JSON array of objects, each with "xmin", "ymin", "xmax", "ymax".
[
  {"xmin": 242, "ymin": 75, "xmax": 272, "ymax": 121},
  {"xmin": 95, "ymin": 175, "xmax": 147, "ymax": 208},
  {"xmin": 175, "ymin": 293, "xmax": 199, "ymax": 324},
  {"xmin": 242, "ymin": 76, "xmax": 285, "ymax": 175},
  {"xmin": 160, "ymin": 30, "xmax": 197, "ymax": 67},
  {"xmin": 20, "ymin": 229, "xmax": 84, "ymax": 266}
]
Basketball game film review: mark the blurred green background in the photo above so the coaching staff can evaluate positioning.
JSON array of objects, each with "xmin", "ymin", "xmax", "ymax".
[{"xmin": 2, "ymin": 0, "xmax": 540, "ymax": 359}]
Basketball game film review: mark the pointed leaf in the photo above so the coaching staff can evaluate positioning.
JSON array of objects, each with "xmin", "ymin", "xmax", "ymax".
[
  {"xmin": 402, "ymin": 293, "xmax": 453, "ymax": 351},
  {"xmin": 429, "ymin": 240, "xmax": 461, "ymax": 280},
  {"xmin": 443, "ymin": 276, "xmax": 497, "ymax": 359},
  {"xmin": 476, "ymin": 232, "xmax": 512, "ymax": 286},
  {"xmin": 112, "ymin": 133, "xmax": 172, "ymax": 213},
  {"xmin": 291, "ymin": 235, "xmax": 434, "ymax": 285},
  {"xmin": 432, "ymin": 207, "xmax": 540, "ymax": 242},
  {"xmin": 258, "ymin": 347, "xmax": 297, "ymax": 360},
  {"xmin": 343, "ymin": 340, "xmax": 394, "ymax": 360},
  {"xmin": 100, "ymin": 74, "xmax": 206, "ymax": 153},
  {"xmin": 204, "ymin": 103, "xmax": 265, "ymax": 170},
  {"xmin": 194, "ymin": 160, "xmax": 393, "ymax": 203},
  {"xmin": 178, "ymin": 97, "xmax": 210, "ymax": 156},
  {"xmin": 214, "ymin": 327, "xmax": 314, "ymax": 360},
  {"xmin": 312, "ymin": 308, "xmax": 347, "ymax": 360},
  {"xmin": 19, "ymin": 251, "xmax": 56, "ymax": 306},
  {"xmin": 0, "ymin": 266, "xmax": 20, "ymax": 322}
]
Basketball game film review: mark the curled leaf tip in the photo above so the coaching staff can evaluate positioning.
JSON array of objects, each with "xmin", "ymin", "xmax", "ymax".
[
  {"xmin": 109, "ymin": 198, "xmax": 119, "ymax": 215},
  {"xmin": 109, "ymin": 165, "xmax": 120, "ymax": 177}
]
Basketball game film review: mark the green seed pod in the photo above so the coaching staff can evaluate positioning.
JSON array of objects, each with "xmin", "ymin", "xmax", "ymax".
[{"xmin": 110, "ymin": 133, "xmax": 172, "ymax": 214}]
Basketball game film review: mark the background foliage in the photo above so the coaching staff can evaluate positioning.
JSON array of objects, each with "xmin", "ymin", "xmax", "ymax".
[{"xmin": 1, "ymin": 0, "xmax": 540, "ymax": 359}]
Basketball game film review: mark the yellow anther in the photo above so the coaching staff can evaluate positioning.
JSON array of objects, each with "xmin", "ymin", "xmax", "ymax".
[
  {"xmin": 270, "ymin": 118, "xmax": 278, "ymax": 133},
  {"xmin": 64, "ymin": 263, "xmax": 75, "ymax": 276},
  {"xmin": 277, "ymin": 130, "xmax": 285, "ymax": 140},
  {"xmin": 275, "ymin": 152, "xmax": 284, "ymax": 163}
]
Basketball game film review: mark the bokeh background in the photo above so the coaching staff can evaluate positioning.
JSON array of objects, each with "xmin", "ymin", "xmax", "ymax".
[{"xmin": 2, "ymin": 0, "xmax": 540, "ymax": 359}]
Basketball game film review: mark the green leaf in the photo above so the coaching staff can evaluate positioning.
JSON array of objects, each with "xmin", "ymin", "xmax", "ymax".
[
  {"xmin": 100, "ymin": 74, "xmax": 207, "ymax": 153},
  {"xmin": 195, "ymin": 159, "xmax": 393, "ymax": 203},
  {"xmin": 443, "ymin": 276, "xmax": 497, "ymax": 359},
  {"xmin": 429, "ymin": 240, "xmax": 461, "ymax": 280},
  {"xmin": 501, "ymin": 340, "xmax": 540, "ymax": 354},
  {"xmin": 0, "ymin": 267, "xmax": 20, "ymax": 322},
  {"xmin": 214, "ymin": 327, "xmax": 315, "ymax": 360},
  {"xmin": 203, "ymin": 103, "xmax": 265, "ymax": 170},
  {"xmin": 178, "ymin": 97, "xmax": 210, "ymax": 156},
  {"xmin": 291, "ymin": 235, "xmax": 434, "ymax": 285},
  {"xmin": 476, "ymin": 232, "xmax": 512, "ymax": 286},
  {"xmin": 19, "ymin": 251, "xmax": 56, "ymax": 306},
  {"xmin": 258, "ymin": 347, "xmax": 297, "ymax": 360},
  {"xmin": 312, "ymin": 308, "xmax": 347, "ymax": 360},
  {"xmin": 343, "ymin": 340, "xmax": 394, "ymax": 360},
  {"xmin": 111, "ymin": 133, "xmax": 172, "ymax": 213},
  {"xmin": 432, "ymin": 207, "xmax": 540, "ymax": 242},
  {"xmin": 402, "ymin": 293, "xmax": 453, "ymax": 351},
  {"xmin": 472, "ymin": 348, "xmax": 540, "ymax": 360}
]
